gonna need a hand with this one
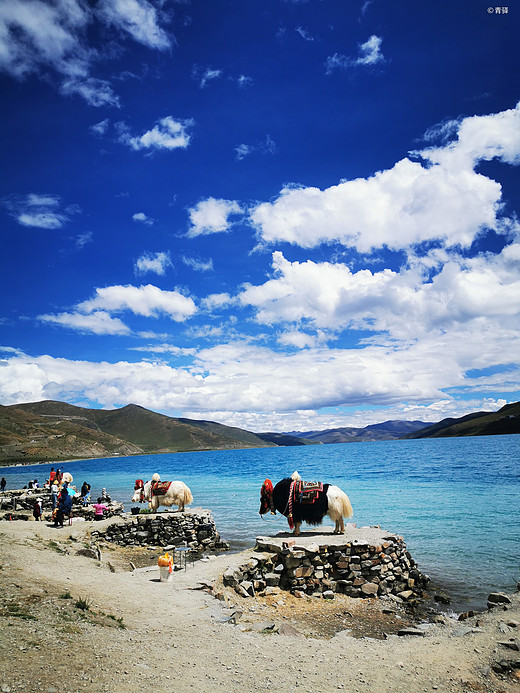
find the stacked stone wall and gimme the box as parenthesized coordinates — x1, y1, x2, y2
(224, 535, 429, 602)
(90, 510, 230, 554)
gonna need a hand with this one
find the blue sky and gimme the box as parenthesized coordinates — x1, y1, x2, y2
(1, 0, 519, 432)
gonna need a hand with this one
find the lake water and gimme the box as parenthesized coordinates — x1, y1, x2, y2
(2, 434, 519, 612)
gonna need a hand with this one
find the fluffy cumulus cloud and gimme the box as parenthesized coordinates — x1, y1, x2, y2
(239, 244, 520, 343)
(37, 283, 197, 336)
(78, 284, 196, 321)
(132, 212, 154, 225)
(250, 104, 520, 252)
(187, 197, 242, 237)
(120, 116, 194, 152)
(0, 0, 172, 106)
(134, 251, 172, 275)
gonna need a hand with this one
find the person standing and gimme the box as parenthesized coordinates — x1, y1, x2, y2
(92, 497, 108, 521)
(33, 498, 43, 521)
(50, 481, 59, 509)
(0, 477, 6, 492)
(54, 487, 72, 527)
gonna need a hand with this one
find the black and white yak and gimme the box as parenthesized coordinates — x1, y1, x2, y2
(259, 471, 353, 536)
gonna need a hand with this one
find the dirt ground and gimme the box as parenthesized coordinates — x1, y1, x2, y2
(1, 518, 520, 693)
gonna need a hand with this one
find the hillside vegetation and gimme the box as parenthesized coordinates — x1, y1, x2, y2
(0, 401, 274, 464)
(403, 401, 520, 439)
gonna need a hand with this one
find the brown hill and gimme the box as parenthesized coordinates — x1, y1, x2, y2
(0, 401, 274, 464)
(404, 401, 520, 438)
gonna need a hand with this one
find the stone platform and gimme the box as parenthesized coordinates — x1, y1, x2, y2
(256, 524, 400, 551)
(224, 524, 430, 602)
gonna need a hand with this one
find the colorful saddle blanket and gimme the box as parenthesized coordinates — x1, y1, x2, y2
(151, 481, 171, 496)
(294, 480, 323, 504)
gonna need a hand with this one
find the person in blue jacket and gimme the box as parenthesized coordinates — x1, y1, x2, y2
(54, 487, 72, 527)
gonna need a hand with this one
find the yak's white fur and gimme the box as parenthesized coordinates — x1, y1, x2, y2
(289, 470, 353, 535)
(132, 476, 193, 512)
(326, 484, 354, 534)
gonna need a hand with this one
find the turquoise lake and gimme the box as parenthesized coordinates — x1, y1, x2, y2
(2, 434, 519, 612)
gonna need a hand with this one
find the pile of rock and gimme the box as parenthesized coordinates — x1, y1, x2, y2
(90, 509, 230, 554)
(224, 528, 429, 602)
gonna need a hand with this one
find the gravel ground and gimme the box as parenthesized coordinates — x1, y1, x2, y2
(1, 519, 520, 693)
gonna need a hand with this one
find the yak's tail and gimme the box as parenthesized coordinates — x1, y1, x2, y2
(183, 484, 193, 506)
(327, 485, 353, 521)
(291, 470, 301, 481)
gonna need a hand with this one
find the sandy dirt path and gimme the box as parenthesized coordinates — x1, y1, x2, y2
(1, 519, 519, 693)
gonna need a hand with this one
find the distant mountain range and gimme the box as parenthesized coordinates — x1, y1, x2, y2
(1, 399, 518, 465)
(259, 420, 429, 445)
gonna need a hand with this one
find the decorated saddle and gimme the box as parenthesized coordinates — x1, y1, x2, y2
(151, 481, 171, 496)
(294, 480, 323, 504)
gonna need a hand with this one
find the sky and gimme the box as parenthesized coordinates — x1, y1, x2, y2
(0, 0, 519, 433)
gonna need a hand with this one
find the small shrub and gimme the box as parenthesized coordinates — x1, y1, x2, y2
(74, 596, 92, 611)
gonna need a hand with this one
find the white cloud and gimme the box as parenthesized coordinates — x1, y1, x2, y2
(120, 116, 194, 151)
(235, 144, 255, 161)
(239, 245, 520, 342)
(325, 35, 384, 73)
(249, 105, 520, 253)
(355, 34, 384, 65)
(96, 0, 171, 50)
(38, 310, 130, 335)
(235, 135, 276, 161)
(237, 74, 252, 88)
(134, 251, 172, 275)
(78, 284, 196, 321)
(6, 193, 74, 229)
(200, 293, 234, 310)
(61, 76, 119, 107)
(295, 26, 314, 41)
(0, 0, 91, 80)
(277, 330, 327, 349)
(74, 231, 92, 249)
(192, 64, 222, 88)
(181, 256, 214, 272)
(0, 0, 171, 106)
(90, 118, 110, 136)
(187, 197, 242, 237)
(132, 212, 154, 225)
(0, 338, 516, 430)
(130, 343, 197, 356)
(419, 101, 520, 172)
(251, 159, 501, 251)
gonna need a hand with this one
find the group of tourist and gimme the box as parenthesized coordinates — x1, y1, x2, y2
(1, 468, 112, 524)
